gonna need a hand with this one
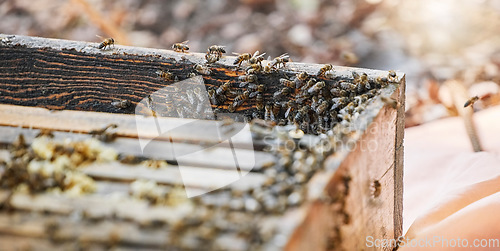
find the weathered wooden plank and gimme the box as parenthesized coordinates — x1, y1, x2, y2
(0, 124, 276, 172)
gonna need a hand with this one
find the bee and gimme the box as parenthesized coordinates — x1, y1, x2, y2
(231, 91, 250, 111)
(464, 96, 479, 108)
(294, 106, 309, 123)
(375, 76, 389, 87)
(97, 35, 115, 50)
(330, 97, 350, 110)
(89, 124, 118, 142)
(339, 80, 356, 91)
(353, 72, 368, 83)
(156, 70, 175, 81)
(238, 74, 258, 83)
(216, 81, 232, 95)
(249, 84, 265, 98)
(311, 96, 320, 110)
(283, 100, 297, 120)
(297, 72, 309, 81)
(205, 53, 220, 64)
(111, 99, 131, 109)
(388, 70, 397, 81)
(208, 45, 226, 57)
(194, 64, 211, 75)
(264, 104, 273, 121)
(256, 94, 264, 110)
(193, 87, 208, 103)
(246, 63, 262, 74)
(269, 53, 290, 69)
(317, 64, 333, 77)
(172, 40, 189, 52)
(273, 87, 292, 99)
(234, 90, 250, 103)
(280, 78, 295, 89)
(315, 100, 329, 115)
(233, 52, 252, 67)
(330, 87, 347, 97)
(295, 72, 309, 89)
(208, 89, 226, 105)
(307, 81, 326, 95)
(249, 51, 266, 66)
(176, 107, 185, 118)
(299, 78, 315, 92)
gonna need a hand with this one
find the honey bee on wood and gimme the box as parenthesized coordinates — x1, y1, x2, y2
(307, 81, 326, 95)
(375, 76, 389, 87)
(172, 40, 189, 52)
(208, 89, 226, 105)
(205, 53, 220, 64)
(315, 100, 330, 115)
(330, 87, 347, 97)
(339, 80, 356, 91)
(233, 52, 252, 67)
(96, 35, 115, 50)
(269, 53, 290, 69)
(256, 94, 264, 111)
(264, 103, 278, 122)
(246, 63, 262, 74)
(464, 96, 479, 108)
(156, 70, 175, 81)
(111, 99, 131, 109)
(249, 84, 265, 98)
(330, 97, 350, 110)
(216, 81, 232, 95)
(238, 74, 258, 84)
(234, 90, 250, 103)
(249, 51, 266, 66)
(317, 64, 333, 77)
(284, 100, 297, 120)
(280, 78, 295, 89)
(388, 70, 397, 81)
(380, 96, 398, 109)
(208, 45, 226, 57)
(273, 87, 292, 99)
(194, 64, 211, 75)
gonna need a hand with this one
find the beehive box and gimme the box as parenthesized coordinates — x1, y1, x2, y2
(0, 34, 405, 250)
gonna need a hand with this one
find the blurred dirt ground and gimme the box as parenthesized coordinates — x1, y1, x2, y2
(1, 0, 500, 127)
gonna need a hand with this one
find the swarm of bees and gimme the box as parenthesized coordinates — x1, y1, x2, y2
(172, 40, 189, 53)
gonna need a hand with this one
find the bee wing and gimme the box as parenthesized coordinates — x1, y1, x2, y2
(96, 35, 105, 39)
(252, 51, 260, 58)
(181, 40, 189, 44)
(239, 82, 248, 87)
(249, 92, 258, 98)
(256, 52, 266, 58)
(232, 52, 242, 56)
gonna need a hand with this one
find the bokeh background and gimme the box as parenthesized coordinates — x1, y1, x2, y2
(1, 0, 500, 126)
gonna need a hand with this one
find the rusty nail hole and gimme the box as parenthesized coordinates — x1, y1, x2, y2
(371, 180, 381, 198)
